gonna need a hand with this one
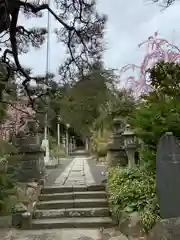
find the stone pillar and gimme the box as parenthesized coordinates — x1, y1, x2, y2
(85, 137, 90, 153)
(69, 137, 73, 153)
(107, 117, 127, 167)
(73, 137, 76, 150)
(45, 140, 50, 166)
(14, 119, 46, 182)
(126, 149, 136, 168)
(62, 135, 66, 148)
(66, 130, 69, 156)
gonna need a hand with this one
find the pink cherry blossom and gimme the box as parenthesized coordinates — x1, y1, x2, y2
(0, 98, 35, 141)
(120, 32, 180, 97)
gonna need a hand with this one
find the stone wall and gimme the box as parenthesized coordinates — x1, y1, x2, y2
(12, 179, 44, 229)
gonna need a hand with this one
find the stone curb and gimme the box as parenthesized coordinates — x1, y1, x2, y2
(0, 216, 12, 228)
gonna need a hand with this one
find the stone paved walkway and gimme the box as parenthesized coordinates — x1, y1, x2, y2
(0, 154, 129, 240)
(87, 157, 107, 185)
(54, 155, 96, 186)
(45, 157, 73, 186)
(1, 228, 130, 240)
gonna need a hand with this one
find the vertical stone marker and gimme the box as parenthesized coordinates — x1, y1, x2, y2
(156, 132, 180, 219)
(14, 119, 45, 182)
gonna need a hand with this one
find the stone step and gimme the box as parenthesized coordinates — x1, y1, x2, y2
(31, 217, 114, 229)
(41, 185, 105, 194)
(39, 191, 107, 201)
(34, 207, 110, 219)
(36, 199, 108, 210)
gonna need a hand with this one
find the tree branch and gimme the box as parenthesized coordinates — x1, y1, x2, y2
(18, 1, 74, 30)
(152, 0, 175, 7)
(0, 0, 105, 110)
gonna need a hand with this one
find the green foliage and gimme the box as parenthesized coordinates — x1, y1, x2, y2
(0, 166, 16, 215)
(111, 61, 180, 233)
(108, 167, 159, 232)
(139, 146, 156, 171)
(0, 139, 16, 158)
(90, 128, 111, 159)
(90, 88, 135, 156)
(49, 136, 66, 158)
(129, 61, 180, 170)
(0, 140, 18, 215)
(57, 67, 116, 138)
(130, 98, 180, 145)
(150, 61, 180, 98)
(0, 103, 8, 124)
(109, 88, 135, 119)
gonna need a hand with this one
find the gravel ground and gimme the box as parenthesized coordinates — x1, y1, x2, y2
(45, 157, 73, 186)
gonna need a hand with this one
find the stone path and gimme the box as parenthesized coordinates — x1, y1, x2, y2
(54, 155, 95, 186)
(0, 154, 130, 240)
(45, 157, 73, 186)
(2, 228, 130, 240)
(87, 157, 107, 185)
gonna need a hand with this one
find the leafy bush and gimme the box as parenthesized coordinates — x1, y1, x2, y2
(0, 165, 17, 215)
(0, 139, 18, 215)
(138, 145, 156, 172)
(108, 167, 159, 232)
(90, 128, 111, 158)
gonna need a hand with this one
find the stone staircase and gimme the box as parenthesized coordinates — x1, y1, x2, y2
(32, 184, 115, 229)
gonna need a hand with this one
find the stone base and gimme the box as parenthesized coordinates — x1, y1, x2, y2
(107, 149, 127, 167)
(12, 211, 25, 228)
(118, 212, 145, 238)
(21, 212, 32, 229)
(0, 216, 12, 228)
(147, 218, 180, 240)
(12, 211, 33, 229)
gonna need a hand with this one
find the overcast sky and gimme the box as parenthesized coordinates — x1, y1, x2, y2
(19, 0, 180, 77)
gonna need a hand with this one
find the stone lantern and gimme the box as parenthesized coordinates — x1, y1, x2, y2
(14, 119, 46, 182)
(122, 124, 138, 168)
(113, 117, 124, 134)
(107, 117, 127, 167)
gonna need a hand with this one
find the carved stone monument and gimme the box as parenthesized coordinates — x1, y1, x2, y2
(107, 117, 127, 167)
(14, 119, 46, 182)
(156, 132, 180, 219)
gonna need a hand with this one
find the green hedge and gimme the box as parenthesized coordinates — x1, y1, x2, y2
(108, 167, 160, 232)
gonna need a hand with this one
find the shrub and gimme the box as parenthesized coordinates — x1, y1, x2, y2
(139, 145, 156, 172)
(0, 166, 16, 215)
(90, 128, 111, 158)
(0, 139, 18, 215)
(108, 167, 159, 232)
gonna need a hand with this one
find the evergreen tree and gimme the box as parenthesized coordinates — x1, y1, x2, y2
(0, 0, 106, 103)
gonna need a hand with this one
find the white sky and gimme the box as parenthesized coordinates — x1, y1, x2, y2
(18, 0, 180, 77)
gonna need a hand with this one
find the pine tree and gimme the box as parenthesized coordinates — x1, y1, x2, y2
(0, 0, 106, 103)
